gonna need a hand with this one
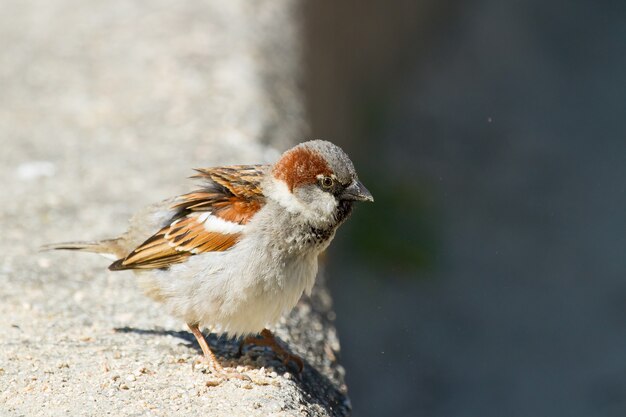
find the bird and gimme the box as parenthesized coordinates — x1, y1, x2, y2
(45, 140, 373, 380)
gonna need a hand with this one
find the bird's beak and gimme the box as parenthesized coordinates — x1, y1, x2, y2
(341, 180, 374, 202)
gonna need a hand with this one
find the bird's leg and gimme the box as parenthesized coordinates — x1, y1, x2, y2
(240, 328, 304, 373)
(187, 323, 249, 383)
(188, 322, 224, 372)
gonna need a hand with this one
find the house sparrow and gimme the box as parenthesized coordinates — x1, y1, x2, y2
(46, 140, 373, 380)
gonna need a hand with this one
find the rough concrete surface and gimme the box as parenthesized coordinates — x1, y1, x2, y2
(0, 1, 348, 416)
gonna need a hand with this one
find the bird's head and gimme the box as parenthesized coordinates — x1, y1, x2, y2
(266, 140, 373, 229)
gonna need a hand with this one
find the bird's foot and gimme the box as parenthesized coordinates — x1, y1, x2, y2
(204, 370, 252, 386)
(187, 323, 251, 385)
(285, 352, 304, 373)
(193, 355, 251, 386)
(239, 329, 304, 374)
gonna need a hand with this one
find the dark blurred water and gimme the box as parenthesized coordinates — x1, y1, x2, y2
(307, 1, 626, 416)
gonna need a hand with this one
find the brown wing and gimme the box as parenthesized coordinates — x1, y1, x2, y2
(173, 165, 267, 224)
(109, 165, 267, 271)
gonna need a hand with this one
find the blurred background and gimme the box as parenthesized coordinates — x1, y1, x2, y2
(305, 1, 626, 416)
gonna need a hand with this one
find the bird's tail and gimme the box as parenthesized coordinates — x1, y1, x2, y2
(41, 239, 124, 261)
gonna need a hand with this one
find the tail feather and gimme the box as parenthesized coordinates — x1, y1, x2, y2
(41, 239, 123, 261)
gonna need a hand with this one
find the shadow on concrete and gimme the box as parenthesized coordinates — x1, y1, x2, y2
(113, 326, 350, 416)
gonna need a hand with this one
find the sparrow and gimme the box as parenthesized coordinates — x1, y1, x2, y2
(45, 140, 373, 380)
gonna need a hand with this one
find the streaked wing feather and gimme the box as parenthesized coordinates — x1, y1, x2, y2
(109, 165, 266, 271)
(110, 219, 240, 270)
(179, 165, 267, 216)
(198, 165, 267, 200)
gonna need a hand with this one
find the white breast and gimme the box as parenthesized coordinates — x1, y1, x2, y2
(138, 229, 320, 336)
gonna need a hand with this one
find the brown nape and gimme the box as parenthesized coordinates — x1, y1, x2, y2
(272, 147, 333, 191)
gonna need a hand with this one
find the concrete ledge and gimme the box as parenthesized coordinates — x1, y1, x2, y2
(0, 1, 349, 415)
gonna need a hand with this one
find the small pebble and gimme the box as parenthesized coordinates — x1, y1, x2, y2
(37, 258, 51, 268)
(16, 160, 56, 180)
(205, 379, 220, 387)
(134, 367, 149, 376)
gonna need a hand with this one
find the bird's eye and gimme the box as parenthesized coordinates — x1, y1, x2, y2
(320, 176, 334, 189)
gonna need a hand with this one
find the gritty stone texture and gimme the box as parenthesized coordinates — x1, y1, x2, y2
(0, 1, 348, 416)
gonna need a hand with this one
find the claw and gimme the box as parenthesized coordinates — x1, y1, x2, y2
(240, 328, 305, 373)
(283, 353, 304, 373)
